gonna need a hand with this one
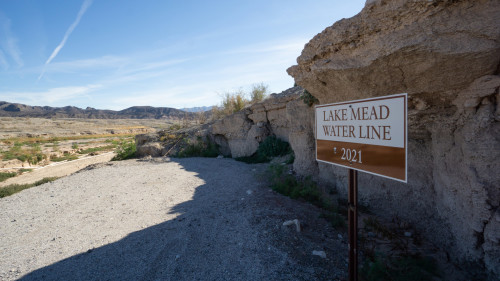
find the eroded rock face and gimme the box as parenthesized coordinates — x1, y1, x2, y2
(135, 134, 165, 157)
(288, 0, 500, 277)
(210, 87, 303, 158)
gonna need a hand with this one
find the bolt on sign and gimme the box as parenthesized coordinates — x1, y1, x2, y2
(315, 94, 407, 182)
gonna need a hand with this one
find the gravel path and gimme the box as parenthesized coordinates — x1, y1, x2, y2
(0, 157, 347, 281)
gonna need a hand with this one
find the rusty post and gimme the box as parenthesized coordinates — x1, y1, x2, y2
(348, 169, 358, 281)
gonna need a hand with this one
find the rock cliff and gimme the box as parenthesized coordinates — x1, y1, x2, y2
(288, 0, 500, 277)
(211, 87, 302, 158)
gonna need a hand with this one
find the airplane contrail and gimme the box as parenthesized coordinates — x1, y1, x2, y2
(38, 0, 93, 81)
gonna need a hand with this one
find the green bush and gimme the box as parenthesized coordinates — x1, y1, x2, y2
(176, 138, 219, 158)
(361, 254, 439, 281)
(1, 143, 45, 164)
(300, 89, 319, 107)
(50, 155, 79, 162)
(320, 212, 346, 229)
(235, 136, 291, 164)
(250, 82, 268, 103)
(257, 136, 291, 157)
(78, 145, 115, 154)
(268, 164, 323, 207)
(0, 177, 59, 198)
(212, 83, 269, 119)
(112, 140, 136, 161)
(0, 172, 17, 182)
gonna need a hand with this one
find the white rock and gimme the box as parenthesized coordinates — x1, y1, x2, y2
(216, 155, 224, 159)
(246, 190, 253, 195)
(312, 250, 327, 259)
(293, 219, 301, 232)
(283, 219, 301, 232)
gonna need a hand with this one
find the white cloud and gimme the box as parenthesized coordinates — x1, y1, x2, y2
(46, 55, 126, 72)
(0, 85, 100, 106)
(39, 0, 93, 80)
(223, 40, 306, 56)
(0, 16, 23, 68)
(0, 50, 8, 70)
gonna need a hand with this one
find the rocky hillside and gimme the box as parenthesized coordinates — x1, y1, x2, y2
(136, 0, 499, 278)
(0, 101, 196, 120)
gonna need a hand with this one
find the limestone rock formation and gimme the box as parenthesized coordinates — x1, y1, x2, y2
(135, 134, 165, 157)
(288, 0, 500, 277)
(211, 88, 303, 158)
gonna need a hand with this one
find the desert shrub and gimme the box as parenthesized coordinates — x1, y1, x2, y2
(50, 154, 78, 162)
(0, 177, 59, 198)
(300, 89, 319, 107)
(1, 143, 45, 164)
(250, 83, 268, 103)
(268, 164, 324, 207)
(78, 145, 115, 155)
(257, 136, 291, 158)
(236, 136, 292, 164)
(361, 253, 439, 281)
(285, 153, 295, 164)
(71, 142, 78, 149)
(196, 111, 208, 124)
(211, 83, 269, 119)
(212, 90, 248, 119)
(320, 212, 346, 229)
(112, 140, 136, 161)
(168, 124, 183, 131)
(0, 172, 17, 182)
(176, 138, 219, 158)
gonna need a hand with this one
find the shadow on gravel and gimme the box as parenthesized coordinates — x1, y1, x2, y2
(18, 158, 342, 281)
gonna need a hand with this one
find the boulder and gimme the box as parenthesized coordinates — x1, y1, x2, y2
(135, 133, 165, 157)
(211, 110, 255, 157)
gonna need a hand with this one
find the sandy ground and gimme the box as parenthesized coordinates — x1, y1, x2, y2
(0, 152, 115, 187)
(0, 117, 171, 139)
(0, 157, 348, 281)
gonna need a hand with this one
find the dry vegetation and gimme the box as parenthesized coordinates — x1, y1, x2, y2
(0, 117, 186, 172)
(211, 83, 269, 119)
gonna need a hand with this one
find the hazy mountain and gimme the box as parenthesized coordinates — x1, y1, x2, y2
(0, 101, 197, 120)
(180, 106, 213, 112)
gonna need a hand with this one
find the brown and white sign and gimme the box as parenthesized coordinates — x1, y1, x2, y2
(315, 94, 407, 182)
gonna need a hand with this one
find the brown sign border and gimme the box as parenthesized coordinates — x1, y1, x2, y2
(315, 93, 407, 183)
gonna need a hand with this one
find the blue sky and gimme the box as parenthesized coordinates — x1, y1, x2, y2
(0, 1, 365, 110)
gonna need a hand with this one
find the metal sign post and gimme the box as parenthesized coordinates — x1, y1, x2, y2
(348, 169, 358, 281)
(314, 93, 408, 281)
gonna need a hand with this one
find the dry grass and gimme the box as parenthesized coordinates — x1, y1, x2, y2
(0, 117, 174, 170)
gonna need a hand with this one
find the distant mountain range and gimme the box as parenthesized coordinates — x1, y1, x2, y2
(180, 106, 213, 112)
(0, 101, 198, 120)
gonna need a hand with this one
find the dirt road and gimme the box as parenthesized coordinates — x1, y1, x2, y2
(0, 152, 115, 187)
(0, 157, 347, 281)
